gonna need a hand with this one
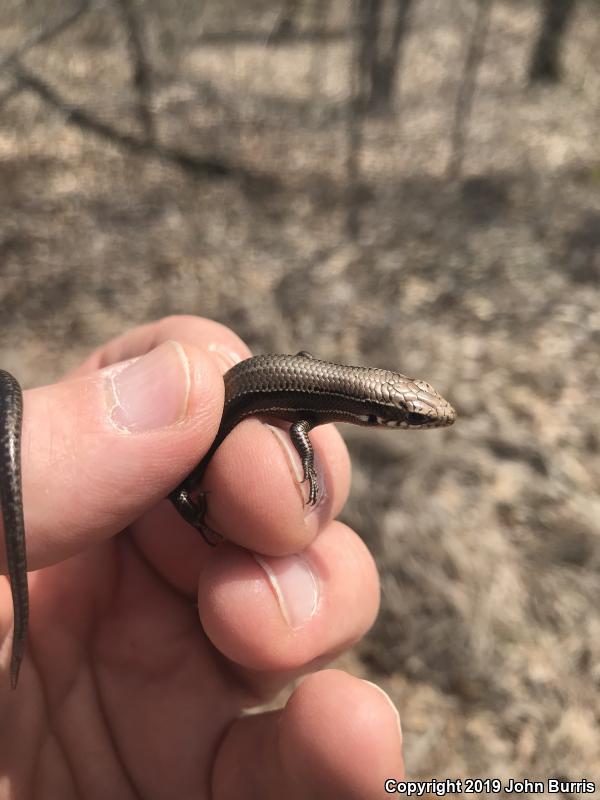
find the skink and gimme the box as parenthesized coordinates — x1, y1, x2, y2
(0, 370, 28, 690)
(1, 352, 456, 688)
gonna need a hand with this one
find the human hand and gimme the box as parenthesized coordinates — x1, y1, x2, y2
(0, 316, 404, 799)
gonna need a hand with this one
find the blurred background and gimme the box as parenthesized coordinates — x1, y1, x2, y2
(1, 0, 599, 784)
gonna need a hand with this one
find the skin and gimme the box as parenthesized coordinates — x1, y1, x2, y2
(0, 316, 404, 800)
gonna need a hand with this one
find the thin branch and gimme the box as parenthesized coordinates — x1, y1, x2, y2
(0, 81, 24, 113)
(198, 26, 352, 46)
(345, 1, 372, 240)
(367, 0, 414, 114)
(446, 0, 494, 181)
(113, 0, 156, 143)
(356, 0, 382, 113)
(0, 0, 91, 73)
(13, 65, 232, 178)
(266, 0, 301, 46)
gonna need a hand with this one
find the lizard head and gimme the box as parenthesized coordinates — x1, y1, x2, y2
(359, 374, 456, 430)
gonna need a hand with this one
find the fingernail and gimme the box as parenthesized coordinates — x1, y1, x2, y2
(266, 424, 326, 512)
(107, 341, 191, 432)
(253, 553, 319, 628)
(362, 680, 403, 742)
(207, 342, 244, 374)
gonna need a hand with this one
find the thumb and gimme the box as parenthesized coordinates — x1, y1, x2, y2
(3, 340, 223, 571)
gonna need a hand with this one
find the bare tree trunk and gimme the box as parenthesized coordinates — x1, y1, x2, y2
(529, 0, 577, 83)
(356, 0, 414, 114)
